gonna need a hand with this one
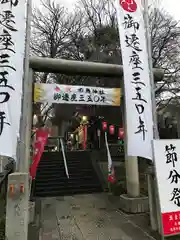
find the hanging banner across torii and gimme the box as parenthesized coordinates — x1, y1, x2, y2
(115, 0, 153, 160)
(34, 83, 121, 106)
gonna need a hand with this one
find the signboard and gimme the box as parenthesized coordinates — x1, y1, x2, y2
(153, 140, 180, 236)
(116, 0, 153, 160)
(34, 83, 121, 106)
(0, 1, 27, 158)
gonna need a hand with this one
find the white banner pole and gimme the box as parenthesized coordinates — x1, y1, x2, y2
(104, 132, 112, 171)
(60, 138, 69, 179)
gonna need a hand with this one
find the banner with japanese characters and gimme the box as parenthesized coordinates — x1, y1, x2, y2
(34, 83, 121, 106)
(153, 140, 180, 236)
(30, 128, 49, 180)
(0, 1, 27, 158)
(116, 0, 153, 159)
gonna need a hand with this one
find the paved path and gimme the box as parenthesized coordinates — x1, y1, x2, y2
(40, 193, 155, 240)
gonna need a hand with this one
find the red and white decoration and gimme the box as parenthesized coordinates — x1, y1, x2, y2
(105, 132, 116, 184)
(108, 166, 116, 184)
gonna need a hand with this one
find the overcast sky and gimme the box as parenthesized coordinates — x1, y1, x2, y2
(161, 0, 180, 20)
(32, 0, 180, 20)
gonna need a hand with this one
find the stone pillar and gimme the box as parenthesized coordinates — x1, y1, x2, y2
(125, 156, 140, 197)
(119, 96, 149, 214)
(5, 173, 29, 240)
(121, 97, 140, 197)
(24, 68, 33, 173)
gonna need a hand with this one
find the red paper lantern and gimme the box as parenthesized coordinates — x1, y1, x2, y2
(109, 125, 115, 135)
(102, 121, 107, 131)
(118, 128, 124, 139)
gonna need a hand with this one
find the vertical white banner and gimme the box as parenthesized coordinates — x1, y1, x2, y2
(116, 0, 153, 160)
(0, 1, 27, 158)
(153, 140, 180, 236)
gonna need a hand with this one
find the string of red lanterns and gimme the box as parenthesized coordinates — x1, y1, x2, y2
(102, 121, 124, 139)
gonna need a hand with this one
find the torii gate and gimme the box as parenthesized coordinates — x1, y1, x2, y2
(28, 56, 164, 231)
(28, 56, 163, 191)
(3, 0, 164, 238)
(29, 56, 163, 79)
(6, 55, 164, 240)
